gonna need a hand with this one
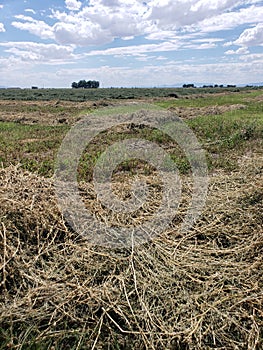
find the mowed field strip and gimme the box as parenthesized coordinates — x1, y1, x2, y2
(0, 87, 262, 349)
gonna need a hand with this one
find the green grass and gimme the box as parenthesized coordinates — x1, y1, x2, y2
(154, 89, 263, 171)
(156, 89, 263, 108)
(0, 122, 69, 176)
(0, 89, 262, 178)
(187, 110, 262, 171)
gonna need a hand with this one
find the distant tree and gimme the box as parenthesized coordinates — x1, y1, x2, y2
(91, 80, 99, 88)
(71, 80, 100, 89)
(77, 80, 87, 88)
(183, 84, 195, 88)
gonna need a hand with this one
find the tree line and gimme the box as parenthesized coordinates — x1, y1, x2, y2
(71, 80, 100, 89)
(182, 83, 237, 88)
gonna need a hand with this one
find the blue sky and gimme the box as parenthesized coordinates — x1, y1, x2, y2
(0, 0, 263, 88)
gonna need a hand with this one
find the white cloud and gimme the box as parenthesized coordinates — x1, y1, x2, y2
(0, 5, 3, 9)
(65, 0, 82, 11)
(187, 42, 217, 49)
(55, 58, 263, 87)
(196, 5, 263, 33)
(87, 41, 180, 57)
(12, 15, 54, 40)
(10, 0, 263, 51)
(225, 47, 250, 54)
(156, 56, 168, 60)
(148, 0, 238, 28)
(1, 0, 263, 88)
(50, 1, 150, 45)
(53, 21, 113, 46)
(0, 22, 5, 32)
(25, 9, 36, 14)
(192, 38, 224, 43)
(234, 23, 263, 46)
(6, 0, 263, 64)
(145, 31, 178, 41)
(0, 54, 262, 88)
(184, 38, 224, 50)
(223, 41, 233, 47)
(239, 52, 263, 61)
(0, 42, 75, 62)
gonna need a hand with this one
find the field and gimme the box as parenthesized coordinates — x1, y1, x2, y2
(0, 86, 260, 102)
(0, 88, 262, 349)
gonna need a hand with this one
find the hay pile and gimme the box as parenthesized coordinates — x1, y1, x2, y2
(0, 156, 262, 349)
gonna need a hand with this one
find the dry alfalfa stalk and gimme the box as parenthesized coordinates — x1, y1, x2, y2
(0, 158, 262, 349)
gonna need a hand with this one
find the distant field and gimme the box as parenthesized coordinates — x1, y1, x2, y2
(0, 88, 262, 177)
(0, 86, 262, 101)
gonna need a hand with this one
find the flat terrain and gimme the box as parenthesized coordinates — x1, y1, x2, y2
(0, 86, 251, 101)
(0, 88, 262, 349)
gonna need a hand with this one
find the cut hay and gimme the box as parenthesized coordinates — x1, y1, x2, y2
(0, 155, 262, 349)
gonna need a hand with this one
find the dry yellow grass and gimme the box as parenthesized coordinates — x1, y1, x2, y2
(0, 150, 262, 349)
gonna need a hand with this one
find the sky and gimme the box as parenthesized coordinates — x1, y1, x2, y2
(0, 0, 263, 88)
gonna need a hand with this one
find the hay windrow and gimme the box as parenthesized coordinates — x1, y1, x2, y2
(0, 154, 262, 349)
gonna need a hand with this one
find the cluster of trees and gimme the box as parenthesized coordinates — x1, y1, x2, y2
(182, 84, 195, 88)
(202, 84, 237, 88)
(183, 83, 237, 88)
(71, 80, 100, 89)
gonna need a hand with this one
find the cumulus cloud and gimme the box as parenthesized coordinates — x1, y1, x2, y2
(51, 1, 149, 45)
(148, 0, 238, 28)
(0, 22, 5, 32)
(65, 0, 82, 11)
(234, 23, 263, 46)
(9, 0, 263, 53)
(186, 5, 263, 34)
(53, 21, 112, 46)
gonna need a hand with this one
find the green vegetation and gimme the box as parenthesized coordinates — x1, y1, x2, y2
(0, 88, 261, 178)
(0, 86, 262, 101)
(156, 88, 263, 108)
(0, 122, 69, 176)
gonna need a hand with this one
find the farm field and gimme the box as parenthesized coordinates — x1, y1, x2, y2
(0, 88, 262, 349)
(0, 86, 261, 102)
